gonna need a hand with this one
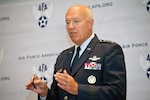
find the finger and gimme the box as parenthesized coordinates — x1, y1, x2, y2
(26, 75, 40, 89)
(54, 72, 66, 81)
(54, 74, 66, 86)
(63, 70, 72, 79)
(63, 70, 68, 75)
(57, 83, 66, 90)
(33, 78, 43, 87)
(25, 78, 34, 89)
(55, 77, 66, 85)
(32, 74, 40, 89)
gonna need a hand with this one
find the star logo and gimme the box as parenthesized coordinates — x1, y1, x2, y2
(32, 1, 53, 28)
(38, 16, 48, 28)
(147, 1, 150, 13)
(141, 0, 150, 13)
(139, 54, 150, 79)
(147, 68, 150, 79)
(32, 64, 52, 84)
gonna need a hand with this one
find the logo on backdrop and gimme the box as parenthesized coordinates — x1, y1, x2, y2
(0, 48, 4, 64)
(141, 0, 150, 13)
(32, 1, 53, 28)
(147, 1, 150, 12)
(33, 63, 51, 84)
(139, 53, 150, 79)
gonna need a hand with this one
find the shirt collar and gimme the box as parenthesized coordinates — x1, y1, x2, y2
(75, 33, 95, 56)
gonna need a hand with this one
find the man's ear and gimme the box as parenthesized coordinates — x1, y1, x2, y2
(88, 19, 94, 29)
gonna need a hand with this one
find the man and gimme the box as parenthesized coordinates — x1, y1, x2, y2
(26, 4, 126, 100)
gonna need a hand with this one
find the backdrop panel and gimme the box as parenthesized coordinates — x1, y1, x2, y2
(0, 0, 150, 100)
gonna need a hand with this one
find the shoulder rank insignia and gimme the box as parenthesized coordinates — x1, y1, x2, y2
(99, 39, 114, 43)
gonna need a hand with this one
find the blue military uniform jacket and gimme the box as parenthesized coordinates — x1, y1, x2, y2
(43, 34, 126, 100)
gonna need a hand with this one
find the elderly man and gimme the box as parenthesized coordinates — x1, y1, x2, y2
(26, 4, 126, 100)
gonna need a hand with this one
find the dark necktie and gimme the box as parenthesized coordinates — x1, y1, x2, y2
(71, 46, 80, 71)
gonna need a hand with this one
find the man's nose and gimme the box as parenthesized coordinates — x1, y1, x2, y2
(68, 22, 75, 29)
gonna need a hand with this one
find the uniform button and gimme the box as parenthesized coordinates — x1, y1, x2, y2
(64, 96, 68, 100)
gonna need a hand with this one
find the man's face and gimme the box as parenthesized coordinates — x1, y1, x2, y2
(65, 6, 93, 45)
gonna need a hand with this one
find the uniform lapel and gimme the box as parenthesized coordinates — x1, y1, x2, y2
(63, 47, 74, 74)
(71, 35, 99, 76)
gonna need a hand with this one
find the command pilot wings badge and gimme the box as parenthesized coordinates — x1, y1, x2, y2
(89, 55, 100, 61)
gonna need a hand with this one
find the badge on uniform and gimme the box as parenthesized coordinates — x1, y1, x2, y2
(84, 55, 102, 70)
(89, 55, 100, 61)
(88, 75, 96, 84)
(84, 62, 101, 70)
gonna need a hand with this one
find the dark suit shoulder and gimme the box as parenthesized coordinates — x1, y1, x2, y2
(59, 46, 74, 55)
(99, 39, 120, 46)
(56, 46, 74, 62)
(55, 46, 74, 69)
(97, 39, 122, 51)
(99, 39, 115, 44)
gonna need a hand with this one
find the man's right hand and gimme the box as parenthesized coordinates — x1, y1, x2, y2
(25, 75, 49, 97)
